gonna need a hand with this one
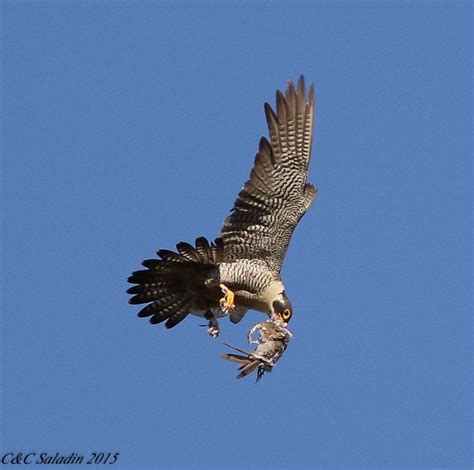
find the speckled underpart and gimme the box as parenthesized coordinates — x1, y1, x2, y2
(218, 259, 277, 295)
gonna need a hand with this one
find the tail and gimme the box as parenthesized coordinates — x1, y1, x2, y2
(127, 237, 223, 329)
(220, 353, 261, 379)
(220, 342, 263, 380)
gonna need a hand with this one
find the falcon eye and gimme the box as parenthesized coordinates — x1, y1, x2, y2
(282, 309, 292, 321)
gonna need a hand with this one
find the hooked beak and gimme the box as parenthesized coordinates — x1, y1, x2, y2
(270, 311, 286, 324)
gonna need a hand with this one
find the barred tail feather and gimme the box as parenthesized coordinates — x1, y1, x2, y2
(127, 237, 223, 329)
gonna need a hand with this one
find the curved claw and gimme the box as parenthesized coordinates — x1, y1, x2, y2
(204, 311, 220, 338)
(208, 325, 220, 338)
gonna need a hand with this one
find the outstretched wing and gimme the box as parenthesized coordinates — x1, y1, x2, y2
(220, 76, 317, 274)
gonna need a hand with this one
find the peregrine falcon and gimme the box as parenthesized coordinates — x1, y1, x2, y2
(127, 76, 316, 336)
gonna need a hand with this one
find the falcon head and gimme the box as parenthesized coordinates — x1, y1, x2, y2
(271, 291, 293, 323)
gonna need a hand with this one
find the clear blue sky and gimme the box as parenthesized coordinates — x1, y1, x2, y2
(2, 2, 471, 469)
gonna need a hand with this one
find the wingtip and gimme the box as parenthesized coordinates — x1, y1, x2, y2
(285, 79, 297, 101)
(275, 90, 288, 118)
(264, 101, 279, 127)
(258, 136, 271, 152)
(287, 75, 313, 104)
(297, 75, 305, 95)
(308, 82, 315, 104)
(275, 89, 285, 102)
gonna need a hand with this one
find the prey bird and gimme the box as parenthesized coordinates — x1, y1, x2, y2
(127, 77, 316, 336)
(221, 313, 293, 381)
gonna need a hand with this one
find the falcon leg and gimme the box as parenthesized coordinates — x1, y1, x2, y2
(219, 283, 235, 313)
(204, 311, 220, 338)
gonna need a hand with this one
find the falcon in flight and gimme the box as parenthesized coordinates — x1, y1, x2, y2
(127, 76, 316, 336)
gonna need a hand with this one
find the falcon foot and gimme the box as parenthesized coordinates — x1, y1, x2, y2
(208, 325, 220, 338)
(219, 284, 235, 313)
(204, 312, 220, 338)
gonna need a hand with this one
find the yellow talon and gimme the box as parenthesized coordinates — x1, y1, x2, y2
(219, 284, 235, 311)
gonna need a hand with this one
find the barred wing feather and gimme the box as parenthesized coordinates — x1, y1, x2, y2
(220, 76, 317, 274)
